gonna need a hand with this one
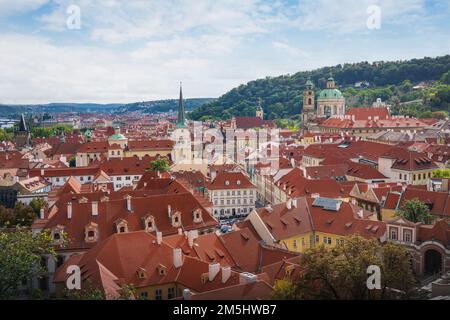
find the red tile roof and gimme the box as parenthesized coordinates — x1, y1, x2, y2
(44, 191, 218, 251)
(346, 107, 390, 121)
(256, 197, 386, 241)
(209, 171, 255, 190)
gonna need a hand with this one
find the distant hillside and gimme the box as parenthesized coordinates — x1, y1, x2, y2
(117, 98, 215, 114)
(0, 98, 215, 117)
(0, 103, 123, 116)
(189, 55, 450, 120)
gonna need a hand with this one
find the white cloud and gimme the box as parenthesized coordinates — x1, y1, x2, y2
(292, 0, 426, 32)
(272, 41, 309, 58)
(0, 0, 48, 17)
(0, 0, 447, 104)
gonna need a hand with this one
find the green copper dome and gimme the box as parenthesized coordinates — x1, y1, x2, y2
(317, 88, 343, 100)
(109, 133, 127, 140)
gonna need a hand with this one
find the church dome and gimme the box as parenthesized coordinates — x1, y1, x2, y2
(108, 133, 127, 140)
(318, 88, 344, 100)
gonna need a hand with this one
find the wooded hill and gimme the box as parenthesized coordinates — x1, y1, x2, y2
(189, 55, 450, 120)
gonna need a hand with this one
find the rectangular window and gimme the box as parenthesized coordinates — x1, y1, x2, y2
(390, 227, 397, 240)
(404, 230, 412, 243)
(168, 287, 175, 299)
(315, 235, 319, 243)
(293, 240, 298, 250)
(126, 176, 131, 180)
(155, 289, 162, 300)
(140, 292, 148, 299)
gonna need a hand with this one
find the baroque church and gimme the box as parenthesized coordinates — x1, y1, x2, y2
(301, 75, 346, 125)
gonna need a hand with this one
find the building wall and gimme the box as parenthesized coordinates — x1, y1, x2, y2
(209, 187, 256, 219)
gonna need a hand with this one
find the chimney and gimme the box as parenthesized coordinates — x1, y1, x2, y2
(39, 208, 45, 220)
(286, 199, 292, 210)
(178, 228, 183, 235)
(292, 198, 298, 208)
(167, 205, 172, 218)
(126, 195, 132, 212)
(239, 272, 257, 284)
(188, 231, 195, 248)
(156, 231, 162, 245)
(173, 248, 183, 268)
(182, 288, 192, 300)
(92, 201, 98, 216)
(209, 263, 220, 281)
(357, 209, 363, 218)
(67, 202, 72, 219)
(221, 266, 231, 283)
(40, 169, 44, 176)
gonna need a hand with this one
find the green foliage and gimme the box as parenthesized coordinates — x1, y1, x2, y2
(276, 118, 301, 131)
(395, 198, 433, 224)
(63, 281, 137, 300)
(31, 125, 73, 138)
(0, 128, 14, 141)
(63, 281, 106, 300)
(29, 198, 47, 217)
(271, 235, 416, 300)
(69, 156, 76, 167)
(441, 70, 450, 84)
(0, 228, 56, 299)
(189, 55, 450, 120)
(149, 158, 170, 172)
(0, 202, 37, 228)
(432, 169, 450, 178)
(119, 98, 215, 114)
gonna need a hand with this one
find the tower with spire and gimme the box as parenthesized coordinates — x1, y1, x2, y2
(255, 98, 264, 119)
(14, 113, 31, 148)
(301, 77, 316, 125)
(176, 82, 186, 128)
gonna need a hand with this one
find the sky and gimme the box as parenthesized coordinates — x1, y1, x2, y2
(0, 0, 449, 104)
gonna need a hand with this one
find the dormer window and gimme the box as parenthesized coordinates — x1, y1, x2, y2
(142, 215, 156, 232)
(157, 264, 167, 276)
(172, 211, 182, 228)
(136, 267, 147, 279)
(115, 219, 128, 234)
(237, 180, 241, 185)
(193, 209, 202, 223)
(85, 222, 99, 243)
(225, 180, 230, 186)
(52, 225, 65, 245)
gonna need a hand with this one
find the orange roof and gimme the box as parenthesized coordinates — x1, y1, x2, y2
(209, 171, 255, 190)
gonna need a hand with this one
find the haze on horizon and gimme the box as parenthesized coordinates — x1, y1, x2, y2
(0, 0, 449, 105)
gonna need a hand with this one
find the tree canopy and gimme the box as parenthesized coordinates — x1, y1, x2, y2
(0, 202, 37, 228)
(189, 55, 450, 120)
(272, 235, 416, 300)
(395, 198, 433, 224)
(149, 158, 170, 172)
(0, 228, 57, 299)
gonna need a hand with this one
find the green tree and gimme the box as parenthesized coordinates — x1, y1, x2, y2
(149, 158, 170, 172)
(29, 198, 47, 217)
(396, 198, 433, 224)
(0, 128, 14, 141)
(432, 169, 450, 178)
(0, 203, 36, 228)
(0, 228, 56, 299)
(271, 235, 416, 300)
(440, 70, 450, 84)
(69, 156, 76, 167)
